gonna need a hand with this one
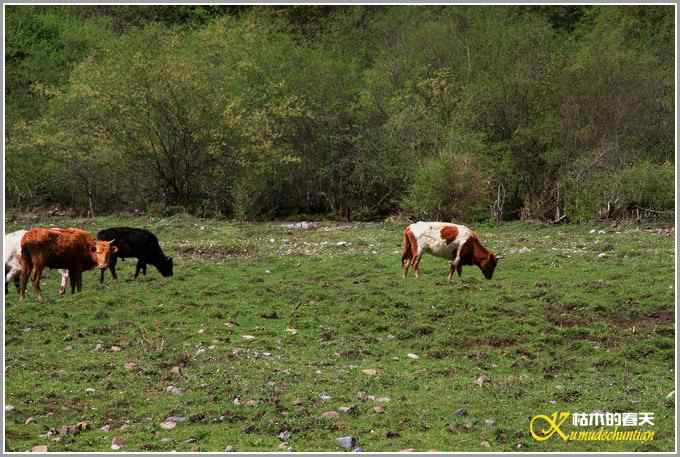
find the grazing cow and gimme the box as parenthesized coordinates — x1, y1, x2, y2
(402, 221, 498, 280)
(19, 228, 117, 301)
(5, 230, 69, 295)
(96, 227, 173, 283)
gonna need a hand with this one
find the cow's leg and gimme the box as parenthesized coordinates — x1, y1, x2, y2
(58, 269, 69, 295)
(134, 260, 142, 279)
(142, 262, 147, 276)
(101, 255, 118, 284)
(109, 255, 118, 280)
(19, 266, 30, 300)
(401, 231, 413, 278)
(6, 266, 20, 294)
(69, 268, 82, 294)
(31, 265, 44, 302)
(451, 243, 465, 278)
(411, 247, 424, 279)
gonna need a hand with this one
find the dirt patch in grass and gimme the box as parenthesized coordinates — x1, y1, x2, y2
(606, 310, 674, 329)
(547, 309, 674, 330)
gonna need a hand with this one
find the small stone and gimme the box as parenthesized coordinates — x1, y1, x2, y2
(286, 328, 298, 335)
(362, 368, 380, 376)
(598, 253, 607, 258)
(124, 362, 137, 371)
(549, 400, 557, 405)
(110, 346, 122, 352)
(321, 411, 339, 418)
(319, 393, 332, 401)
(166, 386, 183, 396)
(160, 438, 173, 443)
(195, 348, 206, 355)
(666, 390, 675, 400)
(480, 441, 491, 448)
(166, 416, 186, 423)
(95, 343, 103, 352)
(111, 436, 124, 450)
(183, 437, 197, 444)
(241, 335, 256, 341)
(278, 431, 290, 441)
(25, 416, 35, 425)
(453, 408, 467, 417)
(373, 405, 385, 413)
(245, 400, 258, 406)
(198, 328, 205, 334)
(336, 436, 356, 449)
(85, 388, 96, 394)
(589, 229, 597, 234)
(375, 396, 390, 403)
(233, 397, 241, 406)
(5, 405, 15, 412)
(170, 366, 182, 376)
(277, 442, 289, 449)
(352, 447, 364, 452)
(32, 445, 48, 452)
(159, 420, 176, 430)
(474, 374, 489, 386)
(224, 446, 236, 452)
(407, 353, 419, 360)
(100, 424, 111, 432)
(484, 419, 496, 427)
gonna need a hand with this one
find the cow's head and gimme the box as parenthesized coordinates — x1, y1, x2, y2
(479, 252, 498, 280)
(157, 256, 173, 277)
(90, 239, 118, 269)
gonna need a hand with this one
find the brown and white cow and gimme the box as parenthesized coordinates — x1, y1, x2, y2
(19, 228, 118, 301)
(5, 229, 69, 295)
(401, 221, 498, 280)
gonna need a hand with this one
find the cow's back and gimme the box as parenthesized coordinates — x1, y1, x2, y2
(98, 227, 161, 258)
(22, 228, 96, 270)
(408, 221, 472, 258)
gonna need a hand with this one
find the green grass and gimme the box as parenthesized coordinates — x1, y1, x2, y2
(4, 214, 675, 452)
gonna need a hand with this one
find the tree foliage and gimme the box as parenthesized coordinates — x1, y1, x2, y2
(5, 5, 675, 222)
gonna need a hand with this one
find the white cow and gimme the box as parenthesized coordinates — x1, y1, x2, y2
(4, 229, 69, 295)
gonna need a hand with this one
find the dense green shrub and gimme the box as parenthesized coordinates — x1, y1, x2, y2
(4, 5, 674, 221)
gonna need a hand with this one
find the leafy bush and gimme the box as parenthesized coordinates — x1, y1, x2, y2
(402, 152, 492, 223)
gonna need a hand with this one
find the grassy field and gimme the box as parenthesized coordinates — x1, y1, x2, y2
(3, 213, 676, 452)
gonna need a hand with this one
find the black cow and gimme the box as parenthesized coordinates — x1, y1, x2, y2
(96, 227, 173, 283)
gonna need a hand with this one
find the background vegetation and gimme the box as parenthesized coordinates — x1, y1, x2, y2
(5, 5, 675, 223)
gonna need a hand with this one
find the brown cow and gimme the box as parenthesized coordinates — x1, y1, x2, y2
(19, 228, 118, 301)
